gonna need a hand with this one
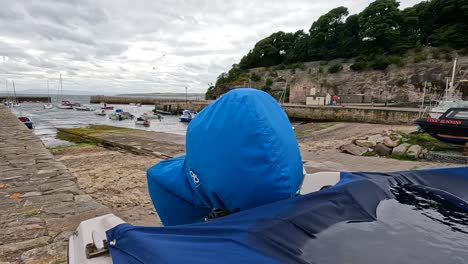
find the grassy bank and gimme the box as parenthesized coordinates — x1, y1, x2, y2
(48, 143, 96, 153)
(294, 122, 338, 138)
(57, 125, 134, 144)
(398, 131, 460, 152)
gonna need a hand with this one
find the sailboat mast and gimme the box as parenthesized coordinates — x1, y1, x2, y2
(5, 80, 8, 100)
(60, 73, 63, 102)
(448, 58, 457, 98)
(12, 81, 17, 102)
(47, 80, 50, 103)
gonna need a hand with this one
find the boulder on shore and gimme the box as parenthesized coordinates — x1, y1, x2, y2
(407, 145, 423, 158)
(367, 135, 385, 144)
(375, 143, 392, 156)
(355, 140, 377, 148)
(392, 143, 411, 155)
(383, 137, 399, 148)
(339, 144, 368, 156)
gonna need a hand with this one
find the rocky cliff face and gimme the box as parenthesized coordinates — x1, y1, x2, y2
(226, 50, 468, 104)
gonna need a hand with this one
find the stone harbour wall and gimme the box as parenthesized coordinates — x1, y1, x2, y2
(0, 106, 109, 263)
(155, 101, 421, 125)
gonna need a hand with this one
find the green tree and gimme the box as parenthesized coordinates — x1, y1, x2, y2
(308, 7, 350, 60)
(359, 0, 402, 53)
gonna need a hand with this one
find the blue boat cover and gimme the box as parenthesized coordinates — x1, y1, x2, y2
(147, 88, 303, 226)
(107, 167, 468, 263)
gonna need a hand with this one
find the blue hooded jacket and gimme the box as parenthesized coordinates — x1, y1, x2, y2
(147, 88, 303, 226)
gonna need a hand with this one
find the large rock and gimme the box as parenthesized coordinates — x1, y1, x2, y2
(407, 145, 423, 158)
(367, 135, 385, 144)
(392, 143, 411, 156)
(383, 137, 399, 148)
(355, 140, 376, 148)
(339, 144, 368, 156)
(374, 143, 392, 156)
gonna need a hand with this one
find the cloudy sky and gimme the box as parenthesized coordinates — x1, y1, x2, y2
(0, 0, 423, 95)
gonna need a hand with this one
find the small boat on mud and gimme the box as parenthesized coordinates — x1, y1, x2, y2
(179, 110, 197, 122)
(57, 101, 74, 109)
(18, 116, 33, 129)
(100, 103, 114, 110)
(142, 112, 163, 120)
(135, 116, 151, 126)
(43, 103, 53, 109)
(109, 109, 134, 121)
(75, 105, 96, 111)
(94, 110, 106, 116)
(154, 109, 173, 115)
(415, 107, 468, 145)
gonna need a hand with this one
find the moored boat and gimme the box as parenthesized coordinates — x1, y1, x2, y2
(43, 103, 54, 109)
(153, 109, 173, 115)
(100, 102, 114, 110)
(415, 107, 468, 145)
(75, 105, 96, 111)
(135, 116, 146, 125)
(57, 101, 74, 109)
(135, 116, 151, 126)
(109, 109, 134, 121)
(179, 109, 197, 122)
(142, 112, 163, 120)
(18, 116, 33, 129)
(94, 110, 106, 116)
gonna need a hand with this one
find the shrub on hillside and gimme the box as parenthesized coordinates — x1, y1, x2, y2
(459, 47, 468, 56)
(265, 78, 273, 88)
(439, 46, 453, 54)
(444, 53, 453, 62)
(396, 78, 406, 87)
(328, 63, 343, 73)
(432, 49, 441, 60)
(414, 42, 423, 53)
(387, 56, 405, 67)
(350, 61, 367, 71)
(414, 52, 427, 63)
(273, 64, 286, 70)
(370, 56, 391, 70)
(250, 73, 261, 82)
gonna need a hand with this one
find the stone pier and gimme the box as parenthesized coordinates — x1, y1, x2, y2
(0, 106, 109, 263)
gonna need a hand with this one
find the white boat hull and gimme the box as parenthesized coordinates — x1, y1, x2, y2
(57, 105, 73, 109)
(43, 104, 54, 109)
(68, 214, 124, 264)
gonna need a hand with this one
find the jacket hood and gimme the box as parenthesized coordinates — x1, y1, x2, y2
(147, 88, 303, 226)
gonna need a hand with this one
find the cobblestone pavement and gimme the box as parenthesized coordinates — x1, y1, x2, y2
(0, 106, 110, 263)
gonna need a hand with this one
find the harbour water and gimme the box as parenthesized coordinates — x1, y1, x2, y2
(10, 95, 189, 147)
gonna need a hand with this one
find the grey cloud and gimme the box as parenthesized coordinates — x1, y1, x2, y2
(0, 0, 424, 94)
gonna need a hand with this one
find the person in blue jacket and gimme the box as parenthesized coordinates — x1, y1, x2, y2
(147, 88, 303, 226)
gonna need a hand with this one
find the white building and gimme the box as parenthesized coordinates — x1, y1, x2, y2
(306, 87, 331, 106)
